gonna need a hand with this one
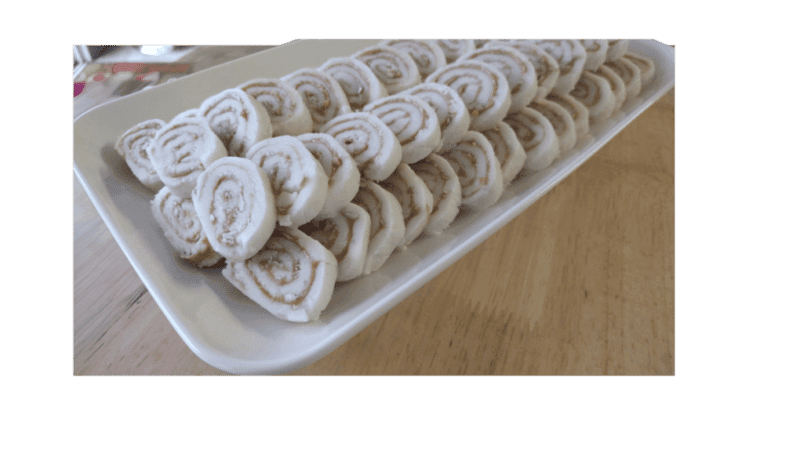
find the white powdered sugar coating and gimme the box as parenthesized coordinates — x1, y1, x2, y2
(409, 153, 462, 237)
(352, 180, 406, 275)
(484, 40, 560, 102)
(354, 45, 421, 95)
(459, 46, 538, 112)
(624, 52, 656, 86)
(593, 65, 627, 112)
(605, 57, 642, 101)
(402, 82, 470, 152)
(296, 133, 361, 218)
(321, 112, 402, 182)
(282, 68, 353, 132)
(569, 72, 616, 125)
(530, 99, 577, 154)
(435, 39, 477, 63)
(114, 118, 166, 191)
(426, 60, 511, 132)
(246, 136, 329, 227)
(547, 92, 591, 139)
(223, 227, 337, 322)
(382, 39, 447, 78)
(606, 39, 630, 62)
(320, 57, 388, 111)
(363, 94, 442, 164)
(441, 131, 504, 210)
(237, 78, 313, 137)
(380, 163, 434, 249)
(149, 116, 227, 199)
(504, 107, 560, 172)
(307, 202, 371, 282)
(199, 88, 273, 157)
(191, 157, 276, 262)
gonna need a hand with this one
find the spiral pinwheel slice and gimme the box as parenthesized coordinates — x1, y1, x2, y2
(579, 40, 610, 72)
(426, 60, 511, 132)
(151, 186, 223, 267)
(223, 226, 337, 323)
(381, 39, 447, 79)
(362, 94, 442, 164)
(353, 180, 406, 275)
(380, 163, 434, 249)
(320, 57, 388, 111)
(504, 107, 560, 172)
(246, 136, 328, 227)
(623, 52, 656, 86)
(282, 68, 353, 132)
(459, 46, 538, 112)
(303, 203, 371, 282)
(402, 82, 470, 152)
(149, 116, 227, 199)
(191, 157, 277, 262)
(604, 57, 642, 102)
(114, 118, 166, 191)
(482, 122, 526, 185)
(435, 39, 477, 63)
(606, 39, 630, 62)
(354, 45, 421, 95)
(529, 40, 587, 95)
(295, 133, 360, 218)
(409, 154, 462, 236)
(570, 71, 615, 125)
(593, 65, 627, 112)
(237, 78, 313, 137)
(484, 40, 560, 101)
(320, 112, 402, 182)
(530, 99, 577, 155)
(199, 88, 273, 158)
(171, 109, 201, 121)
(546, 92, 591, 139)
(441, 131, 504, 210)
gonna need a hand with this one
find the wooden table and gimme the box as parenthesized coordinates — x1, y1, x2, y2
(74, 87, 674, 376)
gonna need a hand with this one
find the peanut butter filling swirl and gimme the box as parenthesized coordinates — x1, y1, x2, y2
(282, 68, 353, 132)
(546, 92, 590, 138)
(115, 118, 166, 191)
(426, 60, 511, 132)
(530, 99, 577, 154)
(320, 57, 388, 111)
(192, 157, 276, 262)
(296, 133, 361, 218)
(441, 131, 504, 210)
(570, 72, 615, 125)
(403, 82, 470, 152)
(321, 112, 402, 182)
(504, 107, 560, 172)
(352, 180, 406, 275)
(579, 39, 609, 71)
(623, 52, 656, 86)
(237, 78, 312, 137)
(435, 39, 477, 63)
(604, 58, 642, 101)
(528, 40, 587, 95)
(246, 136, 329, 227)
(151, 186, 222, 267)
(199, 88, 273, 158)
(380, 163, 434, 248)
(459, 46, 538, 112)
(223, 227, 338, 322)
(409, 153, 462, 236)
(354, 45, 421, 95)
(382, 39, 447, 79)
(484, 40, 560, 101)
(482, 122, 526, 185)
(593, 65, 627, 111)
(363, 94, 442, 164)
(149, 116, 227, 199)
(306, 203, 371, 282)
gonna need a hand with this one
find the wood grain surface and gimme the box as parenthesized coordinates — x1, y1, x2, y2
(73, 88, 674, 376)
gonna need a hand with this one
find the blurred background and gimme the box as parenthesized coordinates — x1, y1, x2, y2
(73, 45, 273, 117)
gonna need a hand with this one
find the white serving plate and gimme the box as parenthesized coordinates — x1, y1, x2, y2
(74, 40, 675, 375)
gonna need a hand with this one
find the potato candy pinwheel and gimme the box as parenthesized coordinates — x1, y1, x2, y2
(459, 46, 538, 112)
(304, 203, 371, 282)
(529, 40, 587, 95)
(114, 118, 166, 191)
(441, 131, 504, 210)
(579, 40, 610, 72)
(435, 39, 477, 63)
(151, 186, 223, 267)
(604, 57, 642, 103)
(530, 99, 576, 155)
(282, 68, 353, 132)
(191, 157, 277, 262)
(569, 72, 616, 125)
(354, 45, 421, 95)
(320, 57, 387, 111)
(484, 40, 560, 102)
(237, 78, 313, 137)
(381, 39, 447, 79)
(199, 88, 273, 157)
(380, 163, 434, 249)
(321, 112, 402, 182)
(546, 92, 591, 139)
(223, 226, 338, 323)
(353, 180, 406, 275)
(362, 94, 442, 164)
(482, 122, 526, 185)
(246, 136, 329, 227)
(504, 107, 560, 172)
(409, 153, 462, 237)
(295, 133, 361, 218)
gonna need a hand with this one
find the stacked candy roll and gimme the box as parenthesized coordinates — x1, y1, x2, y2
(115, 39, 658, 323)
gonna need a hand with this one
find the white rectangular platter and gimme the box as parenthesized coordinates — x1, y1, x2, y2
(74, 40, 675, 374)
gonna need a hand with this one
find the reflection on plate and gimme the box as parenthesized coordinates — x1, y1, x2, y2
(74, 40, 675, 375)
